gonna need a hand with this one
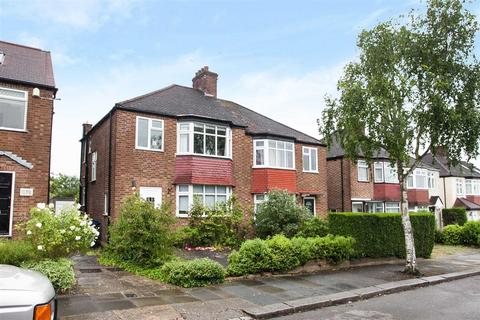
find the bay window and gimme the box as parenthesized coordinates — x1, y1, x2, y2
(385, 202, 400, 213)
(357, 160, 369, 182)
(176, 184, 231, 216)
(0, 87, 28, 131)
(254, 139, 294, 169)
(136, 116, 164, 151)
(374, 162, 384, 182)
(302, 146, 318, 172)
(177, 122, 231, 158)
(407, 169, 435, 189)
(415, 169, 427, 189)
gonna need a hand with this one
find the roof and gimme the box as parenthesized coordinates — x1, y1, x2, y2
(421, 153, 480, 178)
(0, 41, 55, 89)
(0, 151, 33, 169)
(454, 197, 480, 210)
(430, 196, 443, 206)
(115, 84, 323, 145)
(326, 135, 390, 159)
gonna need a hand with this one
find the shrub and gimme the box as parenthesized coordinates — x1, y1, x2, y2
(25, 204, 99, 258)
(254, 190, 311, 238)
(0, 240, 37, 266)
(104, 194, 175, 268)
(460, 221, 480, 246)
(160, 258, 226, 287)
(435, 229, 444, 244)
(328, 212, 435, 258)
(21, 258, 76, 293)
(296, 217, 329, 238)
(307, 235, 356, 265)
(442, 208, 467, 226)
(441, 224, 463, 245)
(266, 235, 300, 271)
(178, 197, 250, 248)
(227, 239, 274, 276)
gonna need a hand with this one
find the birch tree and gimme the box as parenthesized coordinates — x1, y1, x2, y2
(321, 0, 480, 274)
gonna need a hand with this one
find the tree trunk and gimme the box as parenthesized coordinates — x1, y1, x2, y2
(399, 168, 418, 274)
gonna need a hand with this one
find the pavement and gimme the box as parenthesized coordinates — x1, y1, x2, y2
(58, 251, 480, 320)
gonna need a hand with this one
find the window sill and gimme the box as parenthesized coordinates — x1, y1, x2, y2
(176, 153, 232, 160)
(357, 180, 370, 183)
(176, 213, 189, 218)
(0, 127, 27, 133)
(135, 146, 164, 152)
(303, 170, 319, 174)
(253, 166, 296, 171)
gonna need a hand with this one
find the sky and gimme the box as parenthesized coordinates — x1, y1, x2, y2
(0, 0, 479, 176)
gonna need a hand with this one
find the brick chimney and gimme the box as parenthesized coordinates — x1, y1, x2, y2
(192, 66, 218, 97)
(82, 122, 92, 136)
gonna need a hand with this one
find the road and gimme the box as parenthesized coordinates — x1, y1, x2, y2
(273, 275, 480, 320)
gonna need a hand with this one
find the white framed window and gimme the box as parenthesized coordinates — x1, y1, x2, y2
(0, 87, 28, 131)
(136, 116, 164, 151)
(303, 196, 316, 214)
(352, 202, 364, 212)
(176, 184, 231, 217)
(139, 187, 162, 208)
(407, 169, 433, 189)
(415, 169, 427, 189)
(302, 147, 318, 172)
(370, 202, 384, 213)
(385, 163, 398, 183)
(177, 122, 231, 158)
(427, 172, 436, 189)
(91, 152, 97, 182)
(456, 178, 464, 196)
(374, 162, 384, 182)
(357, 160, 369, 182)
(254, 194, 267, 213)
(254, 139, 295, 169)
(466, 180, 480, 195)
(385, 202, 400, 213)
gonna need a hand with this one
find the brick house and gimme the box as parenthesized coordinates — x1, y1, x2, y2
(327, 137, 440, 214)
(0, 41, 56, 238)
(80, 67, 328, 241)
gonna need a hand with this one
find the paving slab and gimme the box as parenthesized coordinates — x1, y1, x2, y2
(284, 295, 331, 312)
(243, 303, 292, 319)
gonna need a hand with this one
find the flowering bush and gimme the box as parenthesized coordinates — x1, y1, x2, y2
(25, 203, 99, 258)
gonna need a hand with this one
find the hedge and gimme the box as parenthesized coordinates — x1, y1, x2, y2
(328, 212, 435, 258)
(442, 208, 467, 226)
(160, 258, 226, 288)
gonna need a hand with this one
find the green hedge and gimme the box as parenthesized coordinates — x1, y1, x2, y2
(0, 240, 37, 266)
(21, 258, 76, 293)
(160, 258, 226, 288)
(328, 212, 435, 258)
(442, 208, 467, 226)
(438, 222, 480, 246)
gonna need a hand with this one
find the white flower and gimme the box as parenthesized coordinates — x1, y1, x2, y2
(69, 226, 75, 231)
(35, 222, 42, 228)
(60, 229, 66, 234)
(48, 203, 54, 209)
(77, 203, 81, 209)
(90, 241, 96, 247)
(80, 221, 86, 227)
(37, 245, 43, 251)
(75, 236, 81, 241)
(36, 203, 46, 209)
(26, 230, 32, 235)
(88, 221, 93, 226)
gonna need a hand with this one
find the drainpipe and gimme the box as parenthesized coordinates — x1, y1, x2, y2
(341, 158, 344, 212)
(443, 178, 447, 208)
(107, 111, 113, 231)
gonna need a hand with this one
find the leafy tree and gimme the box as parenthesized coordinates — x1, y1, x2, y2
(322, 0, 480, 273)
(50, 174, 80, 201)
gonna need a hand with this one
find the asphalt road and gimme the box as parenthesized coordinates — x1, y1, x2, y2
(274, 275, 480, 320)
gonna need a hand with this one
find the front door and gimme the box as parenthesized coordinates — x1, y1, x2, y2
(0, 173, 13, 235)
(303, 197, 315, 215)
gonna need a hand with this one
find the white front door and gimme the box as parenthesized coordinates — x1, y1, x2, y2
(139, 187, 162, 208)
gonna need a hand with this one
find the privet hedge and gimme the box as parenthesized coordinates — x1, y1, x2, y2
(442, 208, 467, 226)
(328, 212, 435, 258)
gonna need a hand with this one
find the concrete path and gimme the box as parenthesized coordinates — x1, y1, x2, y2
(58, 251, 480, 320)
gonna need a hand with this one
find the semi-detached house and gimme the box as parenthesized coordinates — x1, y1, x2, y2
(80, 67, 328, 241)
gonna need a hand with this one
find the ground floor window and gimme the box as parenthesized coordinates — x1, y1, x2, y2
(385, 202, 400, 213)
(303, 197, 316, 215)
(177, 184, 231, 217)
(253, 194, 267, 213)
(351, 201, 400, 213)
(352, 202, 364, 212)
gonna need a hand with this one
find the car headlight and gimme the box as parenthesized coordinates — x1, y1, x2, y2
(33, 299, 55, 320)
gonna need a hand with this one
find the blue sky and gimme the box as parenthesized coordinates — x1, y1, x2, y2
(1, 0, 479, 175)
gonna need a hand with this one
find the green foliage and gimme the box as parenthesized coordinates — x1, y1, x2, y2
(0, 240, 37, 266)
(442, 208, 467, 226)
(460, 221, 480, 246)
(435, 229, 444, 244)
(254, 190, 311, 238)
(296, 217, 329, 238)
(160, 258, 226, 288)
(226, 235, 355, 276)
(21, 258, 76, 293)
(50, 173, 80, 202)
(328, 212, 435, 258)
(25, 205, 98, 258)
(176, 196, 250, 248)
(442, 224, 463, 245)
(104, 194, 175, 268)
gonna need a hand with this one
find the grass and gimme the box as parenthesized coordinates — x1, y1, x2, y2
(431, 244, 480, 259)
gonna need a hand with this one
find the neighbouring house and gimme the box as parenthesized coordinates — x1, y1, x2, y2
(80, 66, 328, 241)
(326, 137, 441, 214)
(0, 41, 57, 238)
(421, 150, 480, 222)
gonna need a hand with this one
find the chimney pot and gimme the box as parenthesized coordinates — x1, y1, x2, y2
(192, 66, 218, 97)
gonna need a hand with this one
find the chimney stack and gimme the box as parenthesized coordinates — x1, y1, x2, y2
(82, 122, 92, 136)
(192, 66, 218, 97)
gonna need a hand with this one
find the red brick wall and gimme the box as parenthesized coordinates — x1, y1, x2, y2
(0, 82, 54, 238)
(407, 189, 429, 205)
(374, 184, 401, 201)
(252, 168, 297, 193)
(231, 128, 254, 217)
(349, 160, 374, 201)
(174, 155, 234, 185)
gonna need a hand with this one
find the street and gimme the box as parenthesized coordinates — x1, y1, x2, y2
(274, 275, 480, 320)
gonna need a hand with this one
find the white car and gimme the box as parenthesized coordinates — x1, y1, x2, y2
(0, 265, 56, 320)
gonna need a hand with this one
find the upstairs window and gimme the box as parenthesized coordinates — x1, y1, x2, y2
(136, 117, 164, 151)
(254, 139, 294, 169)
(357, 160, 369, 182)
(374, 162, 398, 183)
(415, 169, 427, 189)
(456, 178, 464, 196)
(91, 152, 97, 182)
(0, 87, 28, 131)
(427, 172, 436, 189)
(465, 179, 480, 195)
(177, 122, 231, 158)
(374, 162, 384, 182)
(407, 169, 433, 189)
(302, 147, 318, 172)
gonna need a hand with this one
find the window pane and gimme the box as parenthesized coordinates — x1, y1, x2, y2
(180, 133, 189, 152)
(0, 98, 26, 130)
(180, 123, 190, 131)
(217, 127, 226, 136)
(194, 133, 204, 153)
(277, 149, 285, 167)
(269, 148, 276, 166)
(205, 135, 215, 155)
(217, 195, 227, 204)
(205, 185, 215, 193)
(268, 140, 276, 148)
(194, 123, 204, 132)
(205, 195, 215, 208)
(193, 185, 203, 193)
(256, 149, 264, 165)
(217, 136, 226, 156)
(311, 150, 317, 171)
(206, 125, 215, 134)
(277, 141, 285, 149)
(286, 151, 293, 169)
(255, 194, 265, 201)
(178, 185, 189, 192)
(179, 196, 189, 212)
(216, 186, 227, 194)
(150, 129, 162, 150)
(255, 141, 264, 147)
(303, 154, 310, 171)
(137, 118, 149, 148)
(152, 120, 162, 128)
(286, 143, 293, 150)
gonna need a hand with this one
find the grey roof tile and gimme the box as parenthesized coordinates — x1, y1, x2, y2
(421, 153, 480, 178)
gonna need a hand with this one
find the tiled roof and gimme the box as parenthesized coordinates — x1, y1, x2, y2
(421, 153, 480, 178)
(0, 41, 55, 89)
(116, 84, 323, 145)
(326, 135, 390, 159)
(454, 197, 480, 210)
